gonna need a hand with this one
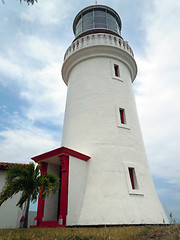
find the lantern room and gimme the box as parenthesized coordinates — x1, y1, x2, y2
(73, 5, 122, 38)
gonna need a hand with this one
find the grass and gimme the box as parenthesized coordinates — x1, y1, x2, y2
(0, 225, 179, 240)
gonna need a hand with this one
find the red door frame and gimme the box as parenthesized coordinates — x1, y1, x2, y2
(36, 162, 48, 225)
(58, 154, 69, 226)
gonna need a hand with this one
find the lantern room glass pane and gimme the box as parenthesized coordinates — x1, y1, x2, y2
(76, 25, 82, 36)
(107, 12, 115, 21)
(94, 9, 105, 17)
(84, 11, 93, 18)
(76, 17, 82, 35)
(95, 17, 106, 28)
(108, 19, 117, 32)
(83, 23, 93, 31)
(76, 17, 82, 28)
(83, 11, 93, 31)
(94, 9, 106, 28)
(83, 17, 93, 27)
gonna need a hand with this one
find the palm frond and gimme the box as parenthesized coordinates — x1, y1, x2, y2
(0, 178, 24, 205)
(41, 173, 60, 199)
(17, 191, 29, 208)
(6, 166, 27, 182)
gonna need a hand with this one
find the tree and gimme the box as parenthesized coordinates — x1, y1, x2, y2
(20, 0, 37, 4)
(2, 0, 37, 4)
(0, 163, 60, 228)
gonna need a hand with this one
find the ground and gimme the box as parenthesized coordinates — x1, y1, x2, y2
(0, 225, 179, 240)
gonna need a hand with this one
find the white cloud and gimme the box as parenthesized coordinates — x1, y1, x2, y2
(0, 57, 22, 84)
(0, 124, 60, 164)
(135, 0, 180, 186)
(0, 29, 67, 125)
(20, 0, 73, 26)
(20, 62, 67, 125)
(0, 0, 69, 164)
(19, 35, 59, 63)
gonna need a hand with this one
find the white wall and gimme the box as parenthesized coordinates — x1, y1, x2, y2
(0, 170, 24, 229)
(28, 211, 37, 228)
(43, 163, 59, 221)
(67, 156, 87, 225)
(61, 34, 169, 225)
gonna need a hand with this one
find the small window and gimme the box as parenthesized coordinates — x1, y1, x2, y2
(119, 108, 125, 124)
(114, 64, 120, 77)
(116, 105, 130, 129)
(111, 61, 122, 81)
(123, 163, 143, 195)
(128, 168, 138, 190)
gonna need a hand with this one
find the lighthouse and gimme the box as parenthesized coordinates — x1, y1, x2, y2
(32, 5, 169, 227)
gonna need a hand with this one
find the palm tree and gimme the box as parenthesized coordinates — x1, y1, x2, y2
(0, 163, 60, 228)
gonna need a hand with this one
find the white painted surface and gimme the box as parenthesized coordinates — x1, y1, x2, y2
(0, 170, 23, 229)
(67, 156, 87, 225)
(43, 164, 59, 221)
(61, 33, 169, 225)
(28, 211, 37, 228)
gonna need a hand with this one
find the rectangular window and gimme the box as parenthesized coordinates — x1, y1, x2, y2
(116, 105, 129, 129)
(128, 168, 138, 190)
(123, 163, 143, 195)
(119, 108, 125, 124)
(111, 61, 122, 81)
(114, 64, 120, 77)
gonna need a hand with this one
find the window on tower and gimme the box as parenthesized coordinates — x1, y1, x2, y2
(128, 167, 138, 190)
(119, 108, 125, 124)
(116, 106, 129, 129)
(123, 163, 143, 195)
(111, 61, 122, 81)
(114, 64, 120, 77)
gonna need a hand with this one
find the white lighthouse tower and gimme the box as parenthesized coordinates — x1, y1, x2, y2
(32, 5, 169, 227)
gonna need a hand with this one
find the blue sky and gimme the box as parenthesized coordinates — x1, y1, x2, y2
(0, 0, 180, 222)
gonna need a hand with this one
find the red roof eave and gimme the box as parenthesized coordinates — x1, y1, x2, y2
(31, 146, 91, 163)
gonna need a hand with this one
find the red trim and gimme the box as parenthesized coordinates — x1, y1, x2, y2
(59, 155, 69, 226)
(120, 109, 125, 124)
(20, 216, 24, 222)
(31, 221, 65, 228)
(36, 162, 48, 225)
(31, 146, 90, 163)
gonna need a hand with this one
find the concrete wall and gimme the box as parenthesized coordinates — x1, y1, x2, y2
(67, 156, 87, 225)
(61, 34, 169, 225)
(0, 170, 23, 229)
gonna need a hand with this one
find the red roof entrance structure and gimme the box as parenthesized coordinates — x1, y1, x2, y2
(31, 146, 90, 228)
